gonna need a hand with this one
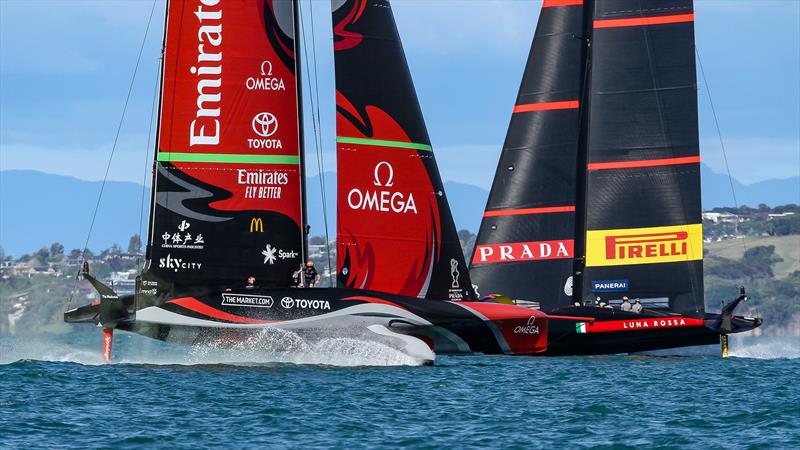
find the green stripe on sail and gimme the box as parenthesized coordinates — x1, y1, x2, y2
(336, 136, 432, 152)
(158, 153, 300, 165)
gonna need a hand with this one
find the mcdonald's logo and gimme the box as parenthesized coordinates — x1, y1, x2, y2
(250, 218, 264, 233)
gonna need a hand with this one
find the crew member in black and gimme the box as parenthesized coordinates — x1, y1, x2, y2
(299, 260, 319, 288)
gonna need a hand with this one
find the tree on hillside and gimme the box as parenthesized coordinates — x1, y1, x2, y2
(309, 236, 326, 246)
(50, 242, 64, 256)
(34, 247, 50, 264)
(128, 234, 142, 253)
(0, 245, 4, 262)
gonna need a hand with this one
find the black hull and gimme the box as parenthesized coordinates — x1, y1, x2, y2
(543, 306, 760, 356)
(66, 287, 550, 358)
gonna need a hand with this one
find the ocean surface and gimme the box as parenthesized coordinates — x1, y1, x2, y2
(1, 332, 798, 449)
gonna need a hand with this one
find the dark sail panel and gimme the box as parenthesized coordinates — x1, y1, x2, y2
(582, 0, 703, 313)
(470, 0, 585, 311)
(332, 0, 474, 301)
(147, 0, 304, 289)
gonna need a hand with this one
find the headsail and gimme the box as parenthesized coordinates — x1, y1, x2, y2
(146, 0, 304, 289)
(581, 0, 703, 313)
(332, 0, 474, 300)
(470, 0, 585, 310)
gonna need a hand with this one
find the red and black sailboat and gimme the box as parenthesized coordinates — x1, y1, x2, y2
(65, 0, 551, 362)
(470, 0, 761, 355)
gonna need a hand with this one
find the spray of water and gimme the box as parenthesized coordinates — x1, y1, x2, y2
(728, 335, 800, 359)
(0, 328, 432, 367)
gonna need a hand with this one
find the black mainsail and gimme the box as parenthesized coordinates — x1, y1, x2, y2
(472, 0, 704, 313)
(582, 0, 703, 313)
(471, 0, 585, 310)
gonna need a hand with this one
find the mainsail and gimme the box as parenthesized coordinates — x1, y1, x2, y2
(146, 0, 304, 289)
(472, 0, 704, 313)
(332, 0, 474, 300)
(582, 0, 703, 313)
(471, 0, 585, 310)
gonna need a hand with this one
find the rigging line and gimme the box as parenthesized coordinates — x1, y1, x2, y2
(69, 0, 157, 309)
(79, 0, 157, 262)
(298, 0, 334, 284)
(137, 60, 161, 271)
(695, 47, 745, 253)
(307, 0, 334, 284)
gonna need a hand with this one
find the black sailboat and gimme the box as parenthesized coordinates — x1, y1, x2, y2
(470, 0, 761, 355)
(65, 0, 553, 362)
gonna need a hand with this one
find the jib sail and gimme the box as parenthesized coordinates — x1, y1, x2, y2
(470, 0, 585, 310)
(332, 0, 474, 300)
(582, 0, 703, 313)
(146, 0, 304, 289)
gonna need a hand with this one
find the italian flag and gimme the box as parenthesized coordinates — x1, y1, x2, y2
(575, 322, 588, 334)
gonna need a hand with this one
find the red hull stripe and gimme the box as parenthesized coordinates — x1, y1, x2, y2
(581, 317, 705, 333)
(542, 0, 583, 7)
(167, 297, 278, 324)
(484, 205, 575, 217)
(513, 100, 579, 113)
(594, 13, 694, 29)
(588, 155, 700, 171)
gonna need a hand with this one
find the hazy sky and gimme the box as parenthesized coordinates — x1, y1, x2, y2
(1, 0, 798, 190)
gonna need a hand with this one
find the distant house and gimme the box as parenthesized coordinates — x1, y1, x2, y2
(768, 212, 796, 219)
(702, 212, 742, 224)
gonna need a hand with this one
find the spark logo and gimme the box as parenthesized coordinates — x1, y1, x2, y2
(586, 224, 703, 267)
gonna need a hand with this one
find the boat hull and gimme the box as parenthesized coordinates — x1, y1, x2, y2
(67, 287, 550, 357)
(544, 306, 760, 356)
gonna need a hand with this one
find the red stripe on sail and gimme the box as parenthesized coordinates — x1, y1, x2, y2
(542, 0, 583, 7)
(594, 13, 694, 29)
(588, 156, 700, 171)
(167, 297, 277, 324)
(483, 206, 575, 217)
(513, 100, 579, 113)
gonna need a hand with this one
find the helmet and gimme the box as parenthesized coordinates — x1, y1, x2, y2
(306, 260, 314, 267)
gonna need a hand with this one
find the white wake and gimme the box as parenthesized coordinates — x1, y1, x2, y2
(728, 335, 800, 359)
(0, 329, 433, 367)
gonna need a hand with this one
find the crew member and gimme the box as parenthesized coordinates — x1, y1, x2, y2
(631, 298, 643, 313)
(620, 296, 632, 312)
(299, 260, 320, 288)
(245, 276, 258, 290)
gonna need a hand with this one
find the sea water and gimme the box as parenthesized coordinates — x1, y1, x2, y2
(0, 332, 797, 449)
